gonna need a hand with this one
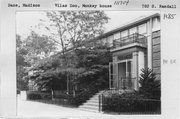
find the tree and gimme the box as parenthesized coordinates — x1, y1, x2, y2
(16, 35, 29, 91)
(139, 68, 161, 99)
(24, 31, 57, 65)
(28, 45, 112, 93)
(38, 11, 109, 94)
(40, 11, 109, 62)
(72, 45, 112, 90)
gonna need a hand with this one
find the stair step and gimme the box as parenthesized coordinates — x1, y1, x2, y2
(79, 105, 99, 110)
(80, 102, 99, 107)
(85, 100, 99, 104)
(79, 108, 99, 113)
(87, 96, 99, 100)
(78, 90, 104, 113)
(88, 98, 99, 101)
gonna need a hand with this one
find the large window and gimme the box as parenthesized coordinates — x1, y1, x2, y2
(107, 35, 114, 47)
(114, 32, 120, 40)
(121, 30, 128, 38)
(138, 23, 147, 34)
(129, 27, 137, 35)
(152, 17, 160, 31)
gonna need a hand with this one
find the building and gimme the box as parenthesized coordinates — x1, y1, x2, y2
(92, 13, 160, 90)
(27, 13, 161, 92)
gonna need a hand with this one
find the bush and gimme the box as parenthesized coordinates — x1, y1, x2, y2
(102, 92, 161, 113)
(69, 86, 98, 106)
(42, 94, 52, 100)
(54, 93, 69, 99)
(139, 68, 161, 99)
(27, 93, 42, 100)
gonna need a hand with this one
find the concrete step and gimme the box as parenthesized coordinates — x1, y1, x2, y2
(79, 107, 99, 113)
(88, 98, 98, 101)
(80, 102, 99, 107)
(78, 90, 104, 112)
(85, 99, 99, 104)
(79, 105, 99, 110)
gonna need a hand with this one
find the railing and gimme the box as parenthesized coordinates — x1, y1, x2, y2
(101, 95, 161, 114)
(119, 77, 136, 90)
(99, 90, 161, 114)
(113, 33, 147, 48)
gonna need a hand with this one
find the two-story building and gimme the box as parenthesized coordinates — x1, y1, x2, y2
(91, 13, 160, 90)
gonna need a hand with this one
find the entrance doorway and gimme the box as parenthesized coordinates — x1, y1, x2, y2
(117, 60, 132, 89)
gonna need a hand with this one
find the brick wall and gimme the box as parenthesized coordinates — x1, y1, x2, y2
(152, 30, 161, 80)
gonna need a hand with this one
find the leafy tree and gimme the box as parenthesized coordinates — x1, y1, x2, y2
(73, 45, 112, 90)
(16, 35, 29, 91)
(39, 11, 109, 68)
(139, 68, 161, 99)
(24, 31, 57, 65)
(28, 45, 111, 93)
(33, 11, 109, 93)
(42, 11, 109, 48)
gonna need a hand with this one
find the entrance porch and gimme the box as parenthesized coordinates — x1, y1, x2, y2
(109, 45, 147, 91)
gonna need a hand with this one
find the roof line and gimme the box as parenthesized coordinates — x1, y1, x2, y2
(95, 13, 160, 40)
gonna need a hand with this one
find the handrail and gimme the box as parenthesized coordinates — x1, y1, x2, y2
(113, 33, 147, 48)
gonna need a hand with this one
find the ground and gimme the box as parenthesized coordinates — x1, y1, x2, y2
(17, 95, 110, 118)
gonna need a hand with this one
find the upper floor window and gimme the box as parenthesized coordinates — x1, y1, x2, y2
(114, 32, 120, 40)
(152, 17, 160, 31)
(138, 23, 147, 34)
(121, 30, 128, 38)
(129, 27, 137, 35)
(107, 35, 114, 47)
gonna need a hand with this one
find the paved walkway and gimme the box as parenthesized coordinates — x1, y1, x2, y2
(17, 96, 110, 118)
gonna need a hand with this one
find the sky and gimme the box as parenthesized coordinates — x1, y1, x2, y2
(16, 11, 159, 39)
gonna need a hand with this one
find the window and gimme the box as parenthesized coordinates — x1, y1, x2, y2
(114, 32, 120, 40)
(107, 35, 114, 47)
(121, 30, 128, 38)
(152, 17, 160, 31)
(138, 23, 147, 34)
(129, 27, 137, 35)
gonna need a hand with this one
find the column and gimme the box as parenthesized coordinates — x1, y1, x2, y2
(132, 52, 138, 90)
(138, 51, 145, 80)
(112, 56, 118, 89)
(147, 19, 153, 68)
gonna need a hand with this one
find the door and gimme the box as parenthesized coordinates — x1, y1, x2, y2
(118, 60, 132, 89)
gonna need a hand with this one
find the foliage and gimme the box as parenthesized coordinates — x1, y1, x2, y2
(103, 92, 161, 113)
(24, 31, 57, 65)
(28, 45, 111, 93)
(69, 84, 98, 106)
(30, 70, 67, 91)
(19, 11, 109, 93)
(16, 35, 29, 91)
(73, 45, 111, 90)
(16, 32, 57, 91)
(75, 45, 111, 68)
(27, 93, 42, 100)
(27, 91, 52, 100)
(103, 93, 161, 113)
(42, 11, 109, 50)
(139, 68, 161, 99)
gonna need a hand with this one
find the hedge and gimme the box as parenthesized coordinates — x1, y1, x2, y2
(27, 91, 51, 100)
(102, 92, 161, 113)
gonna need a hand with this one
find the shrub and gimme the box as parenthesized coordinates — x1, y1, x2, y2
(42, 94, 52, 100)
(69, 86, 98, 106)
(27, 93, 42, 100)
(102, 92, 161, 113)
(139, 68, 161, 99)
(102, 68, 161, 113)
(54, 93, 69, 99)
